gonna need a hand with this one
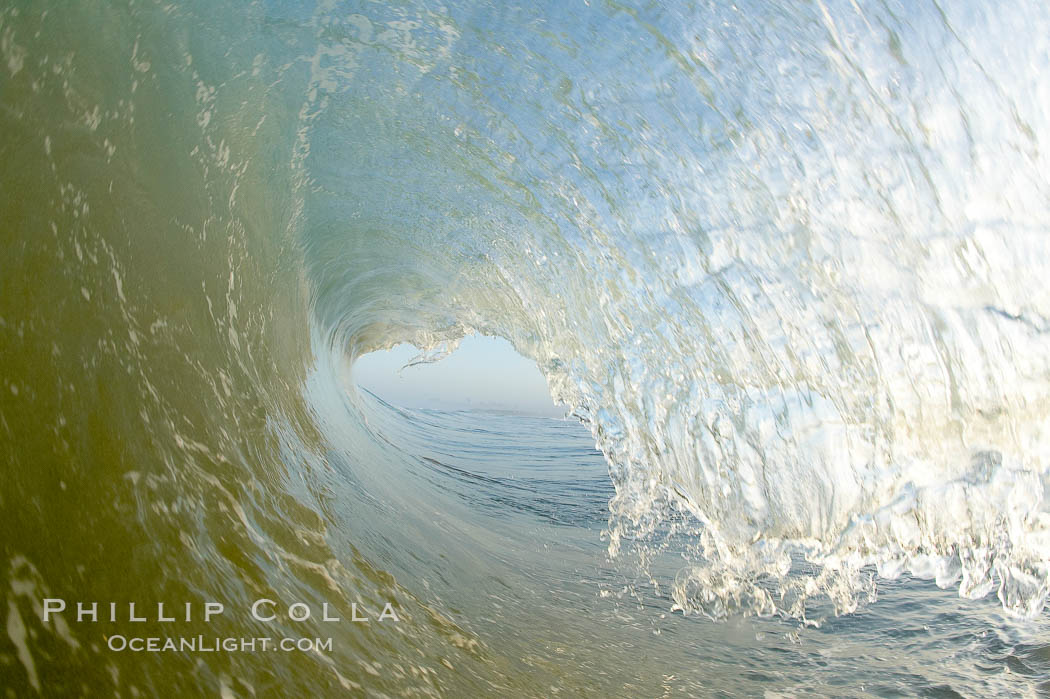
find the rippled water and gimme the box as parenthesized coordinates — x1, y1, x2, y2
(270, 387, 1050, 695)
(2, 0, 1050, 694)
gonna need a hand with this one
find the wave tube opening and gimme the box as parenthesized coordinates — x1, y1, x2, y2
(5, 0, 1050, 694)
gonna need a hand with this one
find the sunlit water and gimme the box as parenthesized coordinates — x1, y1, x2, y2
(337, 392, 1050, 696)
(2, 0, 1050, 694)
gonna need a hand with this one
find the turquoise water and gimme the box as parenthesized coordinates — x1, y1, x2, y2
(2, 0, 1050, 694)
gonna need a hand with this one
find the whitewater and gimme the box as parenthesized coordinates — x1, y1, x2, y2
(2, 0, 1050, 694)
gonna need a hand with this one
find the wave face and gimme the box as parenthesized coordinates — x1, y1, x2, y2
(3, 0, 1050, 694)
(302, 0, 1050, 617)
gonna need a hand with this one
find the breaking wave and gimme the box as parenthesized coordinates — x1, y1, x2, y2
(3, 0, 1050, 693)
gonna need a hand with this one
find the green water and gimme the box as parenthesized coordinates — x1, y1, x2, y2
(3, 0, 1050, 695)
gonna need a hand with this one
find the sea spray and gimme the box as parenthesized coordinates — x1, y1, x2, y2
(4, 0, 1050, 694)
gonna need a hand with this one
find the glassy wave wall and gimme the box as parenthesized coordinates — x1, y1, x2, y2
(2, 0, 1050, 694)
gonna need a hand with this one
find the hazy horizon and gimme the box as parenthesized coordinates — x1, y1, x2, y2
(353, 335, 566, 417)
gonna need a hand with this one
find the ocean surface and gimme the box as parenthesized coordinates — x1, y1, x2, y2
(2, 0, 1050, 695)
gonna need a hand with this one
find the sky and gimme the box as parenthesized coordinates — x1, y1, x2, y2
(352, 335, 565, 417)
